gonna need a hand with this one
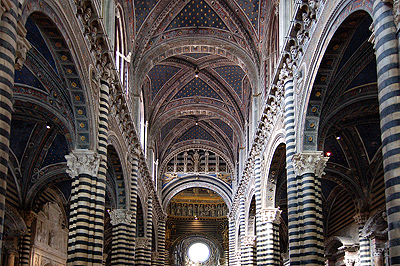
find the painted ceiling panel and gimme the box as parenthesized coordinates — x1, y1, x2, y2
(238, 0, 260, 32)
(15, 66, 48, 93)
(149, 65, 181, 98)
(42, 133, 68, 168)
(177, 125, 216, 143)
(211, 119, 233, 141)
(173, 78, 222, 100)
(161, 119, 183, 140)
(166, 0, 228, 31)
(355, 123, 382, 161)
(324, 135, 349, 168)
(135, 0, 159, 31)
(25, 17, 57, 72)
(10, 120, 36, 162)
(213, 65, 245, 99)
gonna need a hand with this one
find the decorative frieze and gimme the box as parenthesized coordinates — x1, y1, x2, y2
(292, 151, 328, 177)
(109, 209, 134, 226)
(65, 149, 101, 177)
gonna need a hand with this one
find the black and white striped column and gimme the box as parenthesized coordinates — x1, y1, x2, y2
(129, 151, 140, 259)
(145, 196, 153, 266)
(292, 151, 328, 265)
(19, 212, 36, 265)
(259, 208, 281, 265)
(0, 0, 19, 259)
(65, 150, 102, 265)
(354, 213, 371, 265)
(228, 216, 238, 265)
(371, 1, 400, 264)
(156, 219, 166, 266)
(110, 209, 134, 265)
(135, 196, 152, 266)
(282, 76, 300, 264)
(242, 235, 256, 266)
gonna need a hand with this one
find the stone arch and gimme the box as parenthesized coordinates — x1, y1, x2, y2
(261, 130, 286, 209)
(162, 175, 232, 210)
(298, 1, 374, 151)
(21, 2, 99, 149)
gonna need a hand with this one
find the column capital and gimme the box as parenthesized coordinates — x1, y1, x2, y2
(260, 207, 281, 224)
(354, 212, 369, 225)
(136, 237, 150, 249)
(292, 151, 329, 177)
(15, 21, 32, 71)
(109, 209, 134, 226)
(243, 235, 257, 247)
(65, 149, 101, 177)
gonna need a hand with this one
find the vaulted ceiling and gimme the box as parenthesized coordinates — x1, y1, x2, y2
(131, 0, 275, 183)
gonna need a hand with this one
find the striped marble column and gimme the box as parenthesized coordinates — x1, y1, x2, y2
(136, 196, 153, 266)
(354, 213, 371, 265)
(242, 235, 256, 266)
(371, 1, 400, 264)
(65, 149, 102, 265)
(110, 209, 134, 265)
(129, 151, 139, 260)
(19, 212, 36, 265)
(228, 216, 238, 265)
(292, 151, 328, 265)
(156, 219, 166, 266)
(240, 196, 247, 266)
(259, 208, 281, 265)
(145, 196, 153, 266)
(0, 0, 21, 258)
(281, 75, 300, 264)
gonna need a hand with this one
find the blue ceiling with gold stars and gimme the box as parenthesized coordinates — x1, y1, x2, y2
(135, 0, 265, 165)
(173, 78, 222, 100)
(238, 0, 260, 32)
(213, 65, 245, 99)
(166, 0, 228, 31)
(177, 125, 216, 143)
(149, 64, 181, 100)
(135, 0, 159, 31)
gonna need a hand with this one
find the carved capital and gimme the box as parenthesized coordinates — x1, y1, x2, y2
(136, 237, 150, 249)
(15, 21, 31, 70)
(110, 209, 134, 225)
(354, 212, 369, 225)
(243, 235, 257, 247)
(65, 149, 101, 177)
(260, 207, 281, 224)
(292, 151, 328, 177)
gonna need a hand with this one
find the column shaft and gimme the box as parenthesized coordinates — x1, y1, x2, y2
(372, 1, 400, 264)
(283, 78, 300, 264)
(110, 209, 134, 266)
(0, 1, 18, 259)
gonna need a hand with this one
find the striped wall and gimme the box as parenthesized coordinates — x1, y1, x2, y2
(372, 1, 400, 265)
(0, 0, 18, 258)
